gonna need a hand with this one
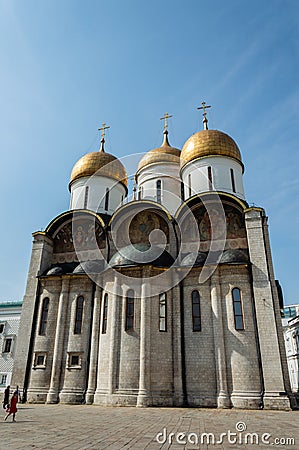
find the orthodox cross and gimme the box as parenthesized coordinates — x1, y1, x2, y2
(98, 122, 110, 140)
(98, 122, 110, 151)
(160, 112, 173, 131)
(197, 101, 211, 130)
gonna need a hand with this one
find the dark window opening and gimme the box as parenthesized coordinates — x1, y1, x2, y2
(208, 166, 213, 190)
(74, 296, 84, 335)
(84, 186, 89, 208)
(0, 324, 4, 334)
(181, 182, 185, 201)
(70, 355, 79, 366)
(230, 168, 236, 193)
(102, 293, 108, 334)
(125, 289, 134, 331)
(39, 297, 49, 336)
(105, 188, 109, 211)
(159, 293, 167, 332)
(3, 338, 12, 353)
(36, 355, 45, 366)
(232, 288, 244, 330)
(188, 174, 192, 197)
(192, 290, 201, 332)
(156, 180, 162, 204)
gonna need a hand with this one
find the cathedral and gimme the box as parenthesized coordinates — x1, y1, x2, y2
(12, 106, 294, 409)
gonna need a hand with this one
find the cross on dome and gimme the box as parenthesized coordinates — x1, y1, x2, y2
(197, 101, 211, 130)
(98, 122, 110, 152)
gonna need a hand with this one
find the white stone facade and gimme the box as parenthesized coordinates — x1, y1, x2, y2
(282, 305, 299, 396)
(11, 126, 294, 410)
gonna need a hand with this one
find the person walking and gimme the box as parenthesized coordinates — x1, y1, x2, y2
(4, 392, 18, 422)
(3, 385, 10, 409)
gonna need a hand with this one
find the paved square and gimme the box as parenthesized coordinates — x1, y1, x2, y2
(0, 405, 298, 449)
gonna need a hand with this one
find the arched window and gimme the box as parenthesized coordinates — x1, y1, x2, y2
(230, 168, 236, 193)
(188, 174, 192, 197)
(74, 296, 84, 334)
(159, 293, 167, 332)
(104, 188, 109, 211)
(232, 288, 244, 330)
(208, 166, 213, 190)
(39, 297, 49, 336)
(125, 289, 134, 331)
(192, 290, 201, 332)
(84, 186, 89, 209)
(102, 293, 108, 334)
(156, 180, 162, 204)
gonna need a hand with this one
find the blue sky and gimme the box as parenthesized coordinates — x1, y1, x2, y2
(0, 0, 298, 305)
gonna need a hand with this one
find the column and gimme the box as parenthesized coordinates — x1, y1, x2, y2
(107, 280, 121, 396)
(85, 284, 102, 404)
(46, 277, 70, 403)
(211, 270, 230, 408)
(137, 278, 150, 407)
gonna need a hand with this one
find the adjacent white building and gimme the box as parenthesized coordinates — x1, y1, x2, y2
(0, 301, 22, 393)
(282, 304, 299, 396)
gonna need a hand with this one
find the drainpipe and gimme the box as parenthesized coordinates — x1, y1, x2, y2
(23, 280, 41, 403)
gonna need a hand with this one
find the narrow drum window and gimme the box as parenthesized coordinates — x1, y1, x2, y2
(156, 180, 162, 204)
(230, 168, 236, 193)
(192, 290, 201, 332)
(74, 296, 84, 334)
(39, 297, 49, 336)
(181, 181, 185, 201)
(232, 288, 244, 330)
(105, 188, 109, 211)
(125, 289, 134, 331)
(188, 174, 192, 197)
(84, 186, 89, 209)
(102, 293, 108, 334)
(208, 166, 213, 190)
(159, 293, 167, 332)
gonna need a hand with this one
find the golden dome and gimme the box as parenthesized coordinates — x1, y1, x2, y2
(180, 129, 243, 170)
(69, 148, 128, 190)
(137, 131, 181, 173)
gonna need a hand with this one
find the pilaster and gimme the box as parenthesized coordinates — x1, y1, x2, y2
(46, 277, 70, 403)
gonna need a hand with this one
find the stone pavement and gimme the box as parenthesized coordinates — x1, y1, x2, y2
(0, 404, 298, 450)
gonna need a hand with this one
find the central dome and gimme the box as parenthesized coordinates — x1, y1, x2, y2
(69, 150, 128, 190)
(137, 131, 180, 173)
(180, 129, 242, 170)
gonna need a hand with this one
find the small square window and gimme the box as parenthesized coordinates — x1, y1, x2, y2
(33, 353, 47, 369)
(67, 353, 82, 369)
(37, 355, 45, 366)
(71, 355, 79, 366)
(0, 374, 7, 385)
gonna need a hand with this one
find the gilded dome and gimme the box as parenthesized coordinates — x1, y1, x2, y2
(69, 149, 128, 189)
(137, 131, 181, 173)
(180, 129, 242, 170)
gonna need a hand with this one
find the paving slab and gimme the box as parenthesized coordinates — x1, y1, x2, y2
(0, 405, 298, 450)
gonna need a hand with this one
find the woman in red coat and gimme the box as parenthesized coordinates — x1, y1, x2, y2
(4, 392, 18, 422)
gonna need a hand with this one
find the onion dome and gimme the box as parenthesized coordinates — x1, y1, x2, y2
(136, 130, 181, 174)
(180, 129, 243, 171)
(69, 136, 128, 190)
